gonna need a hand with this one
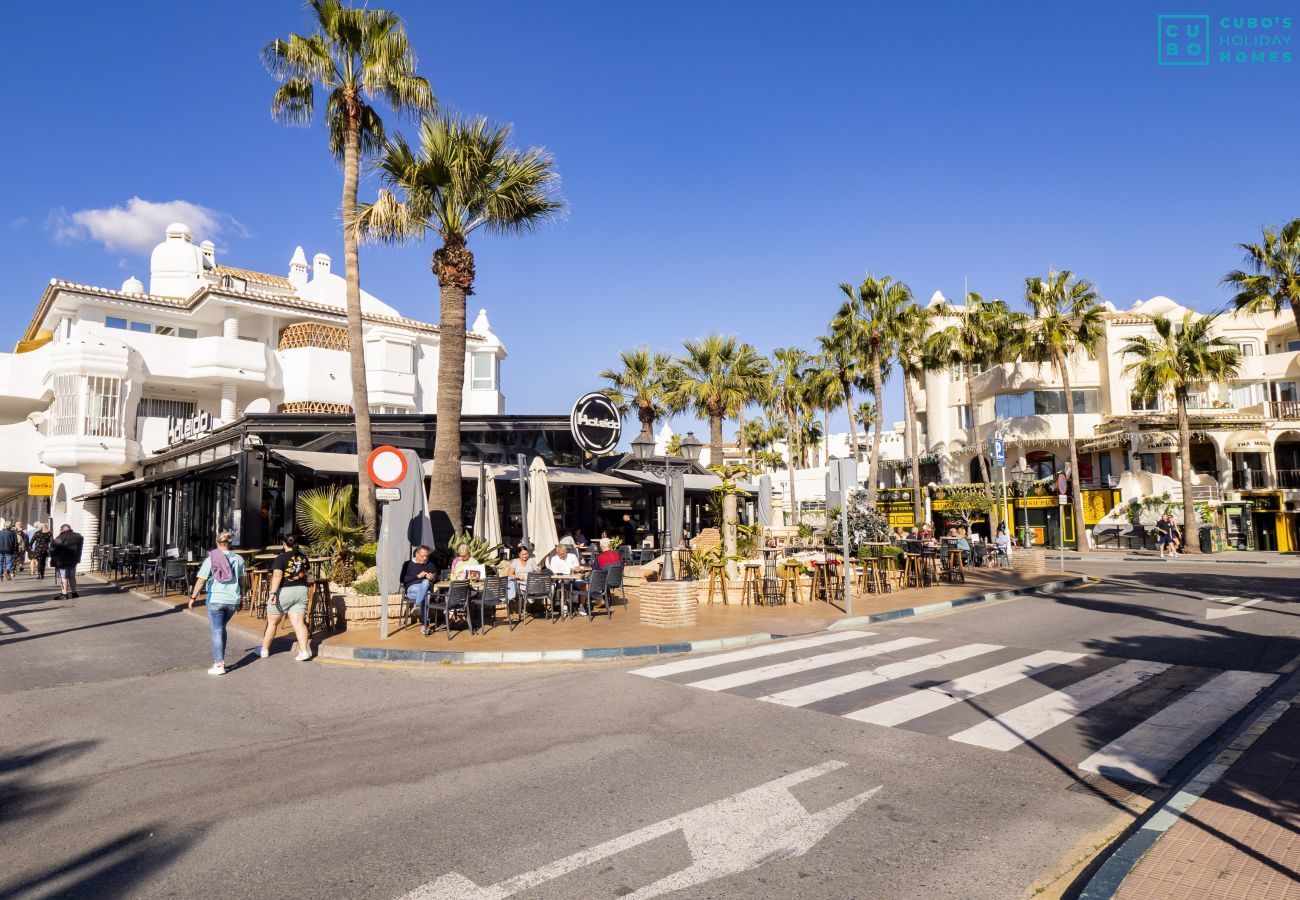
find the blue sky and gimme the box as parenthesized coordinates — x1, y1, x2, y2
(4, 1, 1297, 439)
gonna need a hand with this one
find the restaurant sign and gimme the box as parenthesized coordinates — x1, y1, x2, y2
(570, 392, 622, 455)
(168, 410, 212, 445)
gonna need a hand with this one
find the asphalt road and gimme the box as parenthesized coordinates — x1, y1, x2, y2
(1, 561, 1296, 900)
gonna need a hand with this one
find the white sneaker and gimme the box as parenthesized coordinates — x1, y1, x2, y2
(207, 663, 226, 676)
(254, 647, 268, 658)
(294, 650, 312, 662)
(576, 607, 587, 617)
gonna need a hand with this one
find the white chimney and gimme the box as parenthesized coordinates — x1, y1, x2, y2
(288, 246, 309, 288)
(121, 275, 144, 294)
(199, 240, 216, 269)
(312, 252, 331, 280)
(149, 222, 204, 297)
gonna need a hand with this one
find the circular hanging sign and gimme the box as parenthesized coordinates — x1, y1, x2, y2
(570, 392, 622, 455)
(1057, 472, 1068, 496)
(366, 445, 408, 488)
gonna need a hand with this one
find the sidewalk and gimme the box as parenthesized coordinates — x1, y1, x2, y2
(1110, 691, 1300, 898)
(1064, 549, 1300, 566)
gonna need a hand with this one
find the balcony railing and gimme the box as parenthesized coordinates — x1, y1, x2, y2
(1268, 400, 1300, 420)
(278, 322, 349, 351)
(1232, 469, 1271, 490)
(1278, 469, 1300, 489)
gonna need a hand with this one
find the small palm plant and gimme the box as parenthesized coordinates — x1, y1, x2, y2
(296, 485, 366, 585)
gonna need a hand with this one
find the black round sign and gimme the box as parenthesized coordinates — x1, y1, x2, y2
(570, 392, 622, 455)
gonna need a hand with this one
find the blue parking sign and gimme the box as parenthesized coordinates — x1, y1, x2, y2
(992, 438, 1005, 467)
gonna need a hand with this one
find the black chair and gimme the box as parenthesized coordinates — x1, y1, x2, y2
(605, 564, 627, 608)
(619, 545, 633, 564)
(468, 575, 510, 634)
(424, 580, 470, 640)
(759, 576, 786, 607)
(161, 558, 188, 598)
(397, 578, 424, 627)
(524, 572, 556, 622)
(575, 569, 611, 621)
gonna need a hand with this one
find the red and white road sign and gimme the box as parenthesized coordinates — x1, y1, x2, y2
(366, 445, 407, 488)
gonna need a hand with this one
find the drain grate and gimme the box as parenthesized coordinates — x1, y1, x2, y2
(1066, 771, 1154, 807)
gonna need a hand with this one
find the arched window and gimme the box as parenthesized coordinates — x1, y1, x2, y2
(1027, 451, 1056, 480)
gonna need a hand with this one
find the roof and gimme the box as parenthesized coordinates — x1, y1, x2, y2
(270, 449, 639, 488)
(208, 265, 293, 290)
(22, 279, 488, 344)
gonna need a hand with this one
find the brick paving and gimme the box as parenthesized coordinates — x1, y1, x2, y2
(1116, 698, 1300, 900)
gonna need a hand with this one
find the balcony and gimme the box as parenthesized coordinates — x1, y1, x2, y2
(1268, 400, 1300, 420)
(1278, 469, 1300, 490)
(1232, 469, 1271, 490)
(278, 322, 349, 351)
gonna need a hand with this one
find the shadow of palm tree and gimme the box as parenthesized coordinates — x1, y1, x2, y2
(0, 824, 203, 899)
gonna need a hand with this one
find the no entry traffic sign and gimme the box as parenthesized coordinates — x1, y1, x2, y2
(367, 445, 408, 488)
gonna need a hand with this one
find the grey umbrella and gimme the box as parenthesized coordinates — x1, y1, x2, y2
(756, 474, 773, 527)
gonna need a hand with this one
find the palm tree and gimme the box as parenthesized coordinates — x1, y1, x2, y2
(892, 303, 933, 523)
(798, 413, 824, 468)
(740, 418, 770, 469)
(357, 112, 563, 541)
(855, 400, 876, 453)
(664, 334, 770, 465)
(1222, 218, 1300, 333)
(800, 362, 841, 467)
(770, 347, 809, 523)
(816, 321, 868, 464)
(296, 484, 366, 585)
(601, 347, 672, 441)
(732, 342, 771, 467)
(263, 1, 434, 539)
(1121, 312, 1241, 554)
(665, 433, 683, 457)
(1023, 270, 1105, 550)
(928, 291, 1025, 525)
(839, 275, 911, 504)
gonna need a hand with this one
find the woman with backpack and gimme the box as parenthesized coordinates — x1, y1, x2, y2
(260, 534, 312, 661)
(189, 531, 247, 676)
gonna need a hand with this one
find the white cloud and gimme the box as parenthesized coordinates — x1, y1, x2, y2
(47, 197, 246, 254)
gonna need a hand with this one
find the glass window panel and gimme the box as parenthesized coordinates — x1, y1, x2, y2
(106, 317, 127, 330)
(129, 321, 152, 333)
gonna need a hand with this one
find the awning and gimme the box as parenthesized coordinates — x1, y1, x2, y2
(617, 469, 756, 492)
(1136, 431, 1179, 450)
(486, 464, 639, 488)
(272, 449, 483, 480)
(1078, 432, 1129, 453)
(74, 459, 235, 501)
(1226, 431, 1272, 453)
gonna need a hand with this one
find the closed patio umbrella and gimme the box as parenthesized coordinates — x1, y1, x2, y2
(526, 457, 560, 560)
(667, 471, 685, 548)
(480, 467, 503, 549)
(756, 474, 773, 527)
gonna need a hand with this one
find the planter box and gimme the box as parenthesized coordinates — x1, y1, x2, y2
(343, 591, 405, 625)
(1010, 548, 1046, 574)
(631, 581, 699, 629)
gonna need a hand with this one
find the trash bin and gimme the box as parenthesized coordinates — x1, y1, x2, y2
(1198, 524, 1213, 554)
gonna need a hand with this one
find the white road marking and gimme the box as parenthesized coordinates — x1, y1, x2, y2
(1206, 596, 1264, 619)
(1078, 669, 1277, 783)
(686, 637, 934, 691)
(843, 650, 1085, 726)
(398, 761, 881, 900)
(949, 659, 1173, 751)
(759, 643, 1004, 708)
(628, 630, 874, 678)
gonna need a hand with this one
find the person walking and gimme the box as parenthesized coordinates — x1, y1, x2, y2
(259, 534, 312, 661)
(1156, 513, 1176, 558)
(0, 524, 18, 581)
(30, 524, 51, 580)
(49, 524, 84, 599)
(13, 523, 28, 575)
(188, 531, 247, 676)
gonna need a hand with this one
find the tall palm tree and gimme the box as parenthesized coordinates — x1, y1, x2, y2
(601, 346, 672, 441)
(664, 334, 770, 465)
(800, 361, 840, 467)
(1023, 270, 1105, 550)
(357, 113, 564, 540)
(892, 303, 933, 523)
(816, 321, 868, 464)
(770, 347, 809, 523)
(732, 342, 771, 467)
(928, 291, 1025, 526)
(1121, 312, 1241, 554)
(855, 400, 876, 467)
(1222, 218, 1300, 333)
(263, 1, 434, 539)
(740, 418, 770, 468)
(839, 275, 911, 504)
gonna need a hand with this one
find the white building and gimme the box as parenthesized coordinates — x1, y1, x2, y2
(0, 223, 508, 565)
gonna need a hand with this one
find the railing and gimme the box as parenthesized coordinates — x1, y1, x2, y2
(1268, 400, 1300, 419)
(278, 322, 350, 351)
(1277, 469, 1300, 489)
(1232, 469, 1271, 490)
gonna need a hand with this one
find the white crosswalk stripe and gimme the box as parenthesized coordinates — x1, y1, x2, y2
(686, 637, 935, 692)
(843, 650, 1085, 726)
(948, 659, 1173, 751)
(628, 630, 874, 679)
(1077, 669, 1277, 784)
(760, 643, 1004, 708)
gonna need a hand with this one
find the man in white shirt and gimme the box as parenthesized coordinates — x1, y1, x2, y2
(546, 543, 587, 615)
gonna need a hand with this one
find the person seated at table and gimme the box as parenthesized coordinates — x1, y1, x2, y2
(594, 537, 621, 569)
(450, 542, 480, 580)
(399, 545, 438, 622)
(547, 542, 588, 614)
(993, 525, 1010, 558)
(558, 529, 577, 552)
(573, 528, 589, 549)
(507, 544, 538, 602)
(947, 527, 972, 562)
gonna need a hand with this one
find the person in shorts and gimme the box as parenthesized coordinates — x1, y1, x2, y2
(1156, 514, 1176, 558)
(259, 534, 313, 661)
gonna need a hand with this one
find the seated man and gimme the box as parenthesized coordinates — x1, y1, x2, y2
(507, 545, 538, 602)
(993, 526, 1011, 558)
(546, 542, 588, 615)
(594, 537, 621, 569)
(400, 545, 438, 623)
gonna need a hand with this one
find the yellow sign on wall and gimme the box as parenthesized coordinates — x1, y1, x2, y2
(27, 475, 53, 497)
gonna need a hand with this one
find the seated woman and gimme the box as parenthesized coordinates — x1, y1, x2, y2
(993, 526, 1011, 558)
(507, 544, 538, 602)
(450, 542, 480, 580)
(400, 545, 438, 622)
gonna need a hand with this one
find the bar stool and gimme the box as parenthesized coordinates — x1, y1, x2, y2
(945, 549, 965, 584)
(904, 553, 924, 588)
(707, 563, 730, 605)
(777, 560, 803, 604)
(739, 561, 761, 607)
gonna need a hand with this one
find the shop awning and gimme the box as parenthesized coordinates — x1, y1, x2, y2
(616, 469, 756, 492)
(1226, 431, 1272, 453)
(1078, 432, 1129, 453)
(466, 463, 638, 488)
(74, 459, 235, 501)
(1136, 431, 1180, 450)
(273, 448, 483, 481)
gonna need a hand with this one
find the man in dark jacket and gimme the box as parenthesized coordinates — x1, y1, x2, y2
(49, 524, 84, 600)
(0, 525, 18, 580)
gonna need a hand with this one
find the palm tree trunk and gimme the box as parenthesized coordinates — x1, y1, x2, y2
(1176, 392, 1200, 554)
(868, 347, 885, 506)
(638, 405, 655, 440)
(786, 407, 799, 524)
(429, 244, 470, 544)
(1058, 353, 1087, 551)
(904, 374, 923, 524)
(342, 115, 376, 540)
(709, 411, 723, 467)
(842, 388, 857, 472)
(966, 359, 995, 503)
(722, 490, 738, 581)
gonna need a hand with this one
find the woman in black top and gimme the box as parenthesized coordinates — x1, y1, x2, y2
(259, 535, 313, 661)
(30, 524, 52, 580)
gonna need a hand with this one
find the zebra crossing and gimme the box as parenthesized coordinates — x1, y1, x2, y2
(631, 630, 1277, 785)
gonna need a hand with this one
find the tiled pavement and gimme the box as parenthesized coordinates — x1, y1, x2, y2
(1115, 697, 1300, 899)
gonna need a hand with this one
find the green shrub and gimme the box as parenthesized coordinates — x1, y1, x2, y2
(354, 541, 377, 569)
(352, 578, 379, 596)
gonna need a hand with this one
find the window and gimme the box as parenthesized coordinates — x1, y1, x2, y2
(995, 389, 1097, 418)
(179, 328, 197, 339)
(1070, 389, 1100, 414)
(51, 375, 79, 436)
(995, 392, 1034, 419)
(129, 321, 151, 333)
(85, 376, 122, 438)
(1289, 340, 1300, 353)
(1131, 391, 1160, 412)
(154, 325, 175, 336)
(1237, 341, 1256, 357)
(106, 317, 127, 330)
(1230, 382, 1265, 409)
(471, 353, 495, 390)
(381, 341, 414, 373)
(955, 404, 972, 429)
(369, 405, 409, 415)
(138, 397, 196, 421)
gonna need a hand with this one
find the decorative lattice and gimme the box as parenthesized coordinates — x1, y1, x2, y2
(277, 401, 353, 414)
(278, 322, 350, 351)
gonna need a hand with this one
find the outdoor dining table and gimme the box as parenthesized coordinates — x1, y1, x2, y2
(548, 572, 589, 619)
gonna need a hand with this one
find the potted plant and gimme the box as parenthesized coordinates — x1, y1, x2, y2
(297, 485, 366, 587)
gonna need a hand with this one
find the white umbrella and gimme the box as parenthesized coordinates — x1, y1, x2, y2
(480, 468, 503, 548)
(526, 457, 560, 560)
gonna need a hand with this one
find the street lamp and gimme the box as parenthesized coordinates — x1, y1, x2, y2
(632, 431, 702, 581)
(1011, 463, 1034, 548)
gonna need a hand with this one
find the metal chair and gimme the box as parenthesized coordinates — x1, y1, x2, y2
(161, 558, 188, 598)
(575, 568, 611, 621)
(605, 564, 628, 608)
(524, 572, 555, 622)
(759, 576, 786, 607)
(468, 575, 511, 634)
(424, 580, 470, 640)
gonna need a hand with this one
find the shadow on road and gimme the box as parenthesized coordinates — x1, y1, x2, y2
(0, 825, 202, 899)
(0, 605, 184, 648)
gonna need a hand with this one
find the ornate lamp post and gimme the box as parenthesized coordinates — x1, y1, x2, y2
(631, 431, 703, 581)
(1011, 463, 1035, 548)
